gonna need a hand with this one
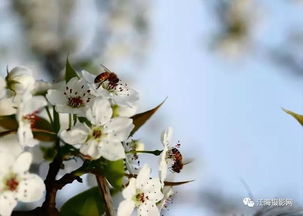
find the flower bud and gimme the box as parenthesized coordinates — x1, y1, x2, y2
(6, 67, 35, 94)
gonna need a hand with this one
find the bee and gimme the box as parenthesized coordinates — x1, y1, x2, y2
(170, 147, 183, 162)
(171, 160, 183, 173)
(169, 147, 184, 173)
(94, 65, 119, 88)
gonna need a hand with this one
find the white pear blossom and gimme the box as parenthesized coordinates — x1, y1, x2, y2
(46, 77, 94, 116)
(81, 70, 139, 108)
(60, 97, 133, 160)
(16, 94, 47, 147)
(117, 165, 163, 216)
(0, 152, 45, 216)
(6, 67, 35, 95)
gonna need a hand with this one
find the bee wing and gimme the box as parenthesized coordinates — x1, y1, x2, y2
(183, 159, 194, 166)
(100, 64, 112, 73)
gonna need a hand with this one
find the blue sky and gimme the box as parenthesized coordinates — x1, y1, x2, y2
(136, 0, 303, 214)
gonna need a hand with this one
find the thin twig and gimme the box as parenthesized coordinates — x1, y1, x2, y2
(95, 175, 114, 216)
(55, 170, 83, 190)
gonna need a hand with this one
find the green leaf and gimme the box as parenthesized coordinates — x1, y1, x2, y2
(60, 144, 80, 158)
(33, 131, 56, 142)
(60, 187, 119, 216)
(283, 108, 303, 126)
(91, 158, 125, 190)
(33, 117, 56, 141)
(60, 187, 104, 216)
(78, 117, 92, 127)
(40, 146, 57, 161)
(130, 98, 166, 136)
(0, 115, 18, 130)
(65, 58, 79, 83)
(35, 117, 53, 131)
(53, 106, 60, 133)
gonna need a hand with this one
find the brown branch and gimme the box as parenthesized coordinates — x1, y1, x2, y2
(96, 175, 114, 216)
(55, 170, 83, 190)
(40, 153, 63, 215)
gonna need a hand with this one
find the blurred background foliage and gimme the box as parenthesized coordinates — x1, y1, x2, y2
(0, 0, 303, 215)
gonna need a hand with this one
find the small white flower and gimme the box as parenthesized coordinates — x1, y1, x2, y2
(117, 165, 163, 216)
(0, 152, 45, 216)
(16, 95, 47, 147)
(159, 127, 173, 183)
(46, 77, 94, 116)
(81, 70, 139, 108)
(6, 67, 35, 94)
(60, 97, 133, 160)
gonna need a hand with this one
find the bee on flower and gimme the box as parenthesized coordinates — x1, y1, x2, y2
(81, 67, 139, 117)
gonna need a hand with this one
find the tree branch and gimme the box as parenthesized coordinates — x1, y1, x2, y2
(55, 170, 83, 190)
(95, 175, 114, 216)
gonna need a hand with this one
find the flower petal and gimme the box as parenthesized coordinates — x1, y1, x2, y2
(143, 179, 164, 202)
(136, 165, 151, 189)
(20, 96, 47, 115)
(103, 117, 134, 141)
(117, 199, 135, 216)
(122, 178, 136, 199)
(159, 149, 168, 183)
(0, 97, 16, 115)
(13, 152, 32, 174)
(0, 192, 17, 216)
(86, 97, 112, 125)
(138, 201, 160, 216)
(115, 104, 137, 117)
(0, 152, 14, 174)
(98, 140, 125, 161)
(17, 121, 38, 147)
(17, 173, 45, 202)
(80, 140, 101, 159)
(81, 70, 95, 83)
(46, 89, 66, 105)
(0, 134, 23, 157)
(161, 127, 173, 147)
(60, 124, 89, 145)
(55, 105, 87, 116)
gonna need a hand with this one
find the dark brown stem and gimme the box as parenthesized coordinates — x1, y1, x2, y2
(55, 170, 83, 190)
(95, 175, 114, 216)
(41, 153, 63, 215)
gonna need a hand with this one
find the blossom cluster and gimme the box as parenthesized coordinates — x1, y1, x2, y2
(0, 62, 189, 216)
